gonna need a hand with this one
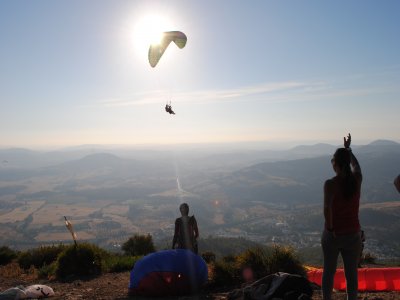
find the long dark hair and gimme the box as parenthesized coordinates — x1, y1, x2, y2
(333, 148, 357, 199)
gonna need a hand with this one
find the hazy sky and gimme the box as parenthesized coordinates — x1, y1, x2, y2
(0, 1, 399, 148)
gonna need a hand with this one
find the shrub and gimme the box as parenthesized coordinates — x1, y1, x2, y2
(103, 254, 140, 273)
(38, 262, 57, 279)
(18, 245, 66, 269)
(222, 254, 236, 263)
(122, 234, 155, 256)
(0, 246, 17, 265)
(201, 251, 216, 263)
(211, 245, 306, 286)
(211, 260, 240, 286)
(56, 243, 106, 279)
(266, 245, 306, 277)
(236, 247, 269, 279)
(18, 252, 34, 270)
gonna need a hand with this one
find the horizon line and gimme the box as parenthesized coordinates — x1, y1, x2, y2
(1, 138, 399, 152)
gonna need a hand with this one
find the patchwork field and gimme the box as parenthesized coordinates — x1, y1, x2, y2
(0, 201, 45, 223)
(31, 203, 105, 225)
(102, 204, 129, 215)
(35, 231, 96, 242)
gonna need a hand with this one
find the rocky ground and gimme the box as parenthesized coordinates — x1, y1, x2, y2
(1, 264, 399, 299)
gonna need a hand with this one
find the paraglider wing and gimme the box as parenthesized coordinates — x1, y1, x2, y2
(129, 249, 207, 296)
(148, 31, 187, 68)
(169, 31, 187, 49)
(307, 268, 400, 291)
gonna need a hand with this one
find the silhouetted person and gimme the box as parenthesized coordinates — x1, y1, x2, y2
(172, 203, 199, 254)
(394, 174, 400, 193)
(165, 103, 175, 115)
(322, 134, 362, 300)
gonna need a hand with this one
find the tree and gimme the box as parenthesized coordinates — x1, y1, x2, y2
(122, 234, 155, 256)
(0, 246, 17, 265)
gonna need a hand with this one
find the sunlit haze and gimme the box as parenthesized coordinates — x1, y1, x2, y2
(132, 14, 174, 57)
(1, 1, 399, 148)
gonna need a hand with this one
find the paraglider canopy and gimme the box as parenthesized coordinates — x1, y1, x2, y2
(129, 249, 207, 296)
(148, 31, 187, 67)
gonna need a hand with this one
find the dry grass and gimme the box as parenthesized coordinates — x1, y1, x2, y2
(0, 262, 24, 278)
(0, 262, 37, 280)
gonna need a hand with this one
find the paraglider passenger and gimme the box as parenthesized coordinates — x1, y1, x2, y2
(172, 203, 199, 254)
(164, 103, 175, 115)
(321, 133, 363, 300)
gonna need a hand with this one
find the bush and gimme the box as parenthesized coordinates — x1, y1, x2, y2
(38, 262, 57, 279)
(201, 251, 216, 263)
(236, 247, 269, 279)
(18, 245, 66, 269)
(266, 245, 306, 277)
(211, 245, 306, 286)
(56, 243, 106, 279)
(212, 260, 240, 286)
(0, 246, 17, 265)
(122, 234, 155, 256)
(103, 254, 140, 273)
(222, 254, 236, 263)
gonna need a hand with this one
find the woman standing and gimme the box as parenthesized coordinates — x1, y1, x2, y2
(322, 134, 362, 300)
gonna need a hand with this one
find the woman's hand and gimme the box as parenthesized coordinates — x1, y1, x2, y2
(344, 133, 351, 149)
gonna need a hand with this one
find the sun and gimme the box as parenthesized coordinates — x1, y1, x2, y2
(133, 14, 173, 57)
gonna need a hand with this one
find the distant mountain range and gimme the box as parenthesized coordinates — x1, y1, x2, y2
(1, 140, 398, 170)
(1, 140, 399, 205)
(186, 140, 400, 206)
(0, 140, 399, 254)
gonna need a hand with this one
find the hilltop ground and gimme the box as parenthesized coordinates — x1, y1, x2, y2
(1, 264, 399, 300)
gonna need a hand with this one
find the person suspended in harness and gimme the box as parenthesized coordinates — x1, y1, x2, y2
(165, 102, 175, 115)
(172, 203, 199, 254)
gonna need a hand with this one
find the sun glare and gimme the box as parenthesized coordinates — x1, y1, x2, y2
(133, 14, 173, 57)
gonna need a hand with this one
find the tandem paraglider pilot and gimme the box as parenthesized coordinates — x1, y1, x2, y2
(172, 203, 199, 254)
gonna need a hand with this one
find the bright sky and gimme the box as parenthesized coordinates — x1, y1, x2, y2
(0, 1, 399, 148)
